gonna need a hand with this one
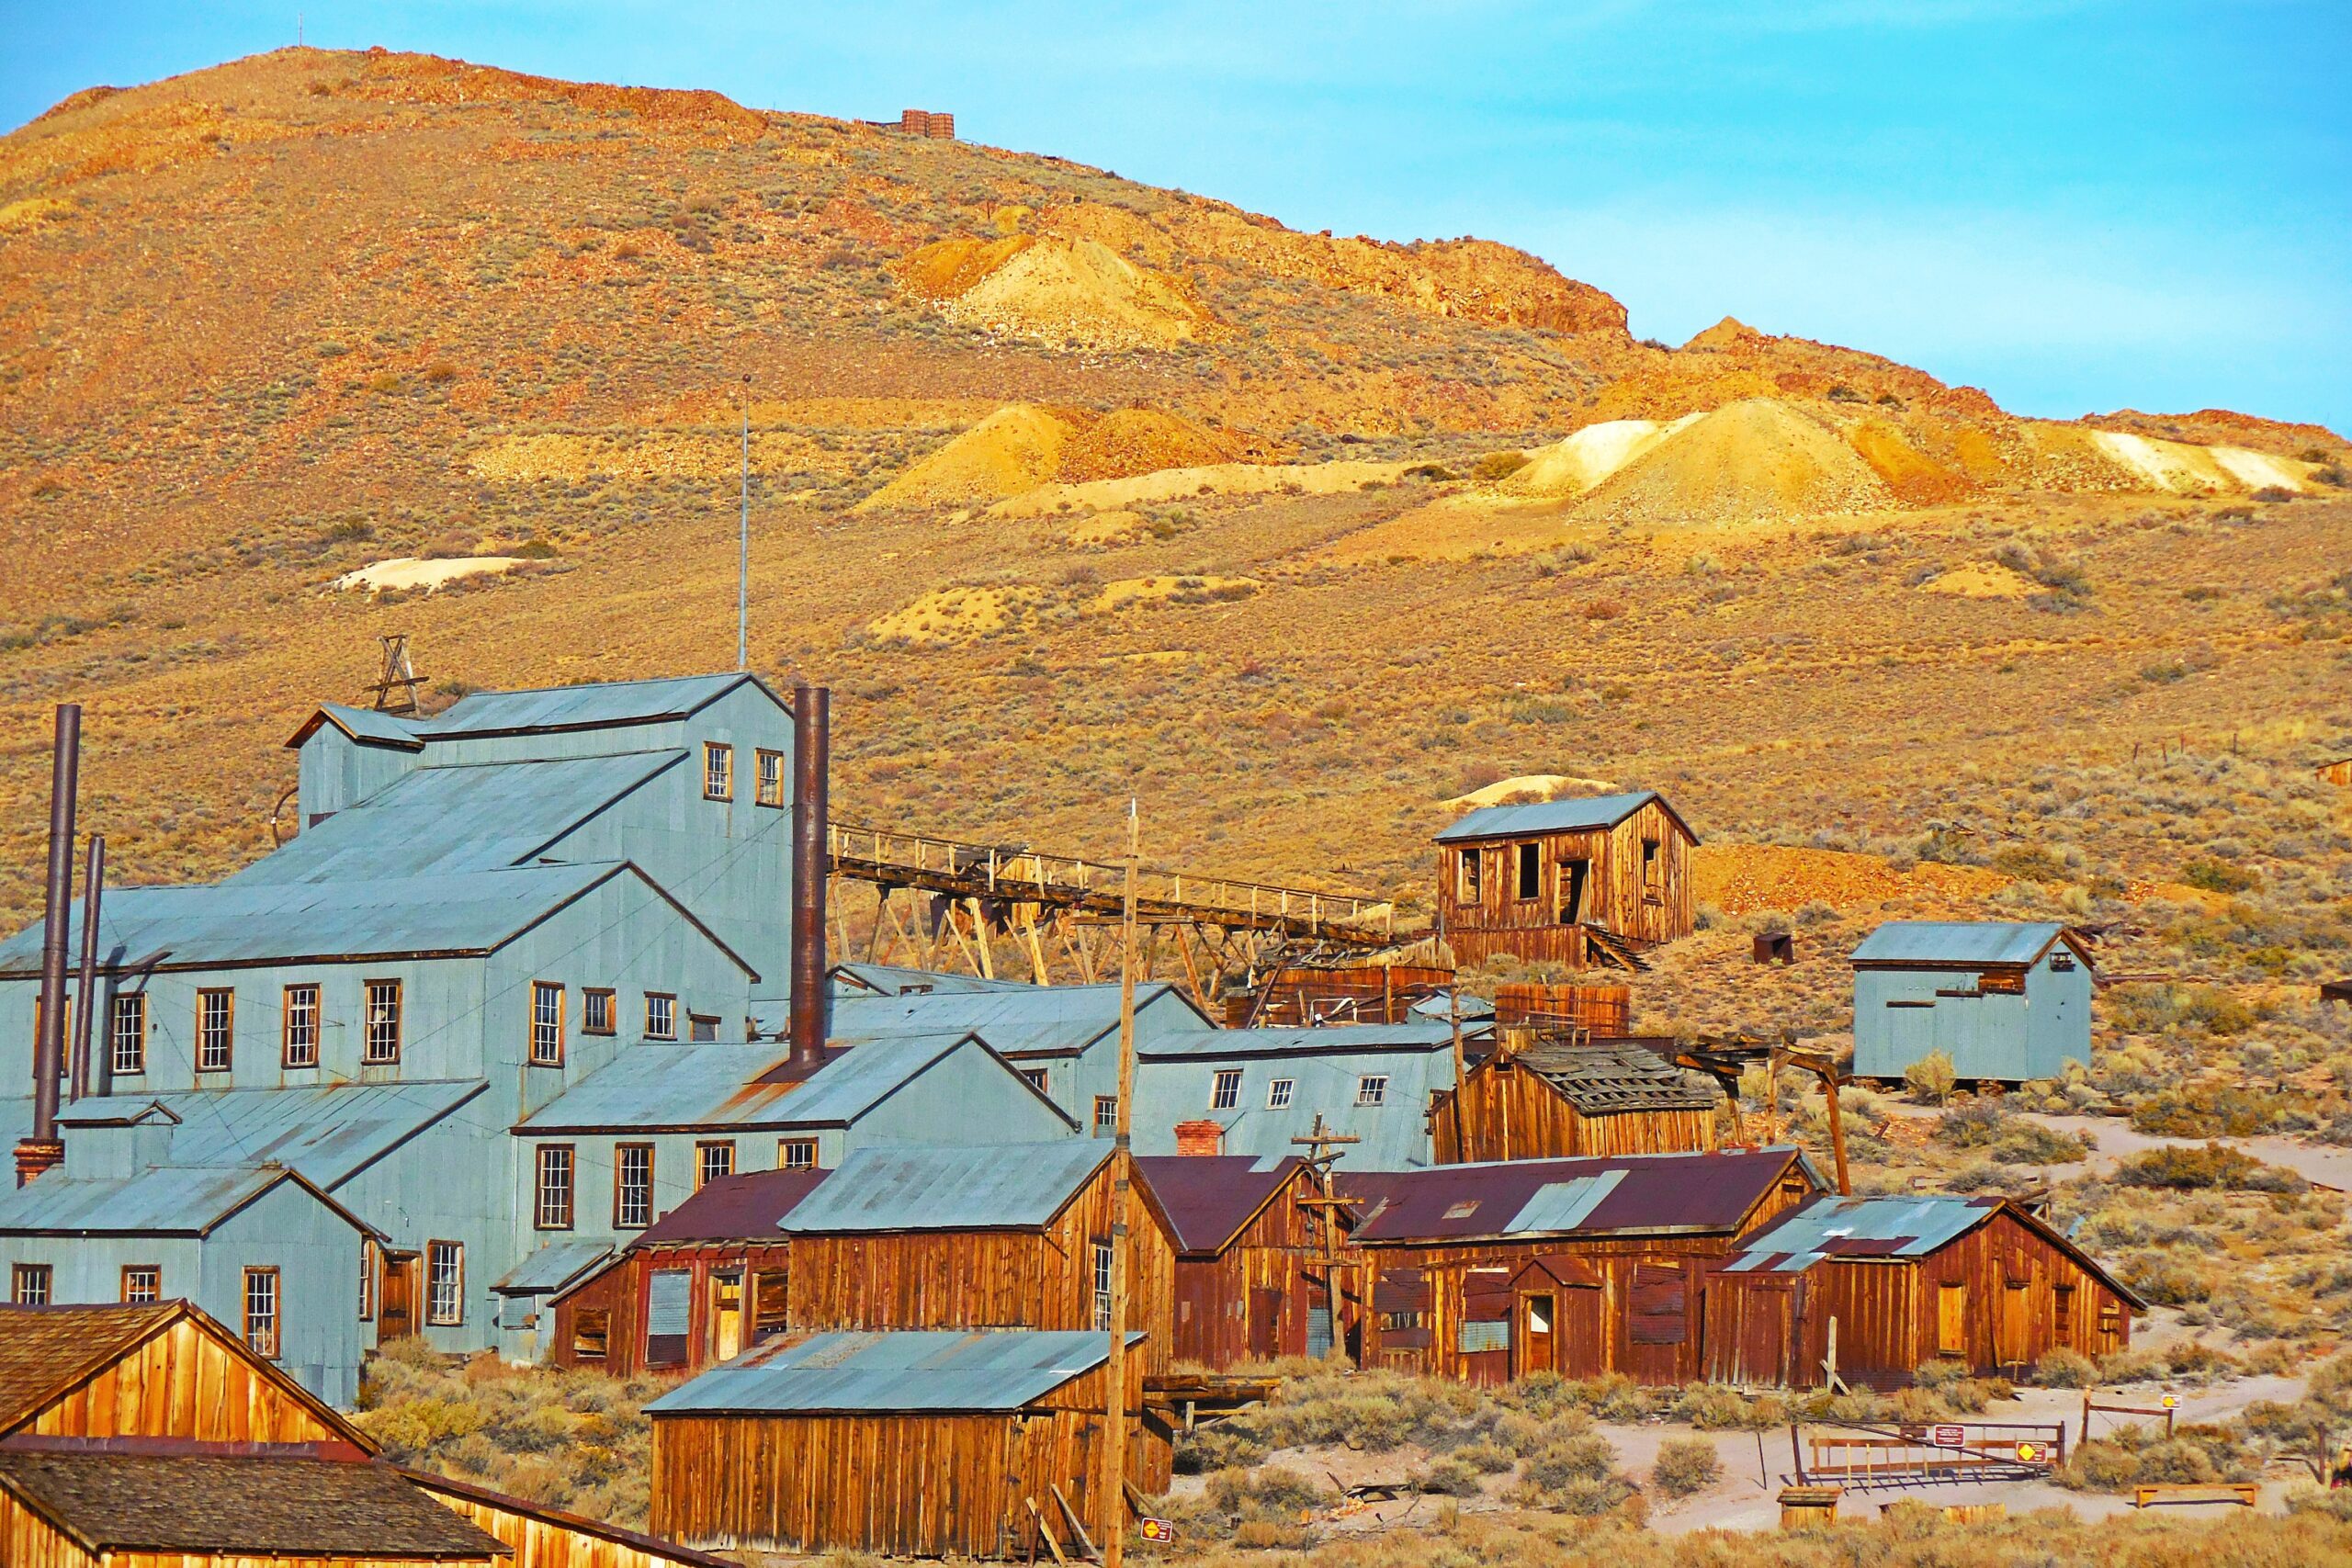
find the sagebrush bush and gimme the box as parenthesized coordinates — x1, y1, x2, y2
(1649, 1438, 1724, 1499)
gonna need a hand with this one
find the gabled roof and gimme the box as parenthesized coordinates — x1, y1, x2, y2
(1493, 1041, 1721, 1114)
(780, 1141, 1112, 1235)
(1135, 1155, 1306, 1254)
(828, 981, 1209, 1056)
(0, 1163, 375, 1241)
(1718, 1192, 2149, 1309)
(56, 1080, 488, 1191)
(0, 1450, 504, 1560)
(830, 963, 1026, 998)
(1341, 1146, 1822, 1245)
(1435, 789, 1691, 844)
(1139, 1022, 1460, 1061)
(643, 1328, 1141, 1416)
(424, 672, 782, 739)
(283, 702, 429, 751)
(634, 1167, 832, 1247)
(1849, 920, 2085, 968)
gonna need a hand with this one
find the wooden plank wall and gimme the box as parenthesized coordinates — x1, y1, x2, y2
(1490, 983, 1631, 1033)
(1437, 802, 1693, 964)
(551, 1244, 793, 1378)
(787, 1166, 1177, 1375)
(1170, 1168, 1329, 1367)
(0, 1492, 92, 1568)
(1433, 1060, 1719, 1163)
(417, 1477, 718, 1568)
(22, 1319, 345, 1445)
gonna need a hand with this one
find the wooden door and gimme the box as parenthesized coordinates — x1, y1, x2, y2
(711, 1272, 743, 1363)
(1521, 1293, 1556, 1374)
(1248, 1286, 1283, 1361)
(378, 1252, 418, 1341)
(1996, 1280, 2030, 1373)
(1936, 1281, 1969, 1359)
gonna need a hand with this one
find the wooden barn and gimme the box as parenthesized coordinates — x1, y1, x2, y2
(1345, 1147, 1826, 1386)
(1433, 791, 1695, 969)
(777, 1141, 1179, 1375)
(646, 1327, 1170, 1560)
(548, 1167, 830, 1377)
(1433, 1035, 1723, 1163)
(1136, 1155, 1348, 1366)
(1705, 1194, 2143, 1389)
(0, 1299, 724, 1568)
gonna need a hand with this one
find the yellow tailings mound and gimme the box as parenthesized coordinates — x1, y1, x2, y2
(1499, 415, 1702, 497)
(901, 233, 1207, 351)
(1693, 844, 2012, 916)
(1922, 563, 2034, 599)
(1848, 421, 1974, 504)
(1442, 774, 1614, 808)
(1059, 408, 1236, 483)
(1573, 399, 1894, 525)
(856, 405, 1078, 512)
(2087, 431, 2311, 494)
(990, 458, 1413, 519)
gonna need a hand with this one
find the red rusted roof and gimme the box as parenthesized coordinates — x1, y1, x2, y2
(1135, 1156, 1306, 1254)
(634, 1168, 831, 1247)
(1340, 1147, 1820, 1245)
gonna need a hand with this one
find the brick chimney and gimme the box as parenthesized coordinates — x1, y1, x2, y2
(1173, 1120, 1225, 1157)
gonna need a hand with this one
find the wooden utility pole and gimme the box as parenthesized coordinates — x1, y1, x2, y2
(1102, 801, 1140, 1568)
(1446, 962, 1468, 1161)
(1784, 1046, 1851, 1196)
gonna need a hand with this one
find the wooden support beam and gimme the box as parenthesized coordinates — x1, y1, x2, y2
(1052, 1483, 1098, 1561)
(967, 897, 997, 980)
(1023, 910, 1052, 987)
(1026, 1497, 1070, 1566)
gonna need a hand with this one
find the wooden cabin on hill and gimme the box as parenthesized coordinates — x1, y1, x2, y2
(1135, 1155, 1347, 1367)
(1345, 1147, 1826, 1387)
(1434, 791, 1695, 969)
(1433, 1035, 1723, 1163)
(548, 1167, 829, 1377)
(1849, 921, 2094, 1085)
(1706, 1194, 2143, 1389)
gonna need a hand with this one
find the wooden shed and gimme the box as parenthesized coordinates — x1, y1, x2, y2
(777, 1141, 1179, 1375)
(1345, 1147, 1826, 1386)
(1135, 1155, 1347, 1366)
(646, 1327, 1170, 1559)
(1704, 1194, 2143, 1390)
(1433, 791, 1695, 969)
(1850, 922, 2095, 1085)
(548, 1168, 829, 1376)
(1433, 1036, 1723, 1163)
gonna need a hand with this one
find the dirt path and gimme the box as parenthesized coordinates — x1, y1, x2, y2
(1877, 1100, 2352, 1190)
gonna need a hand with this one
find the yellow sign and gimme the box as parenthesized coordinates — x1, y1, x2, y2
(1139, 1517, 1177, 1543)
(2017, 1441, 2044, 1463)
(2161, 1394, 2179, 1410)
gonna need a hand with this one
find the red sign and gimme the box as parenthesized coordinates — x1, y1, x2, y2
(1139, 1517, 1177, 1543)
(1930, 1425, 1966, 1449)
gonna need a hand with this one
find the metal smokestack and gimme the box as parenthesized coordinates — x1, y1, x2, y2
(71, 834, 105, 1101)
(787, 682, 831, 1070)
(21, 704, 78, 1183)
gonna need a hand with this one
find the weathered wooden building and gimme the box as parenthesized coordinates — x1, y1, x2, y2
(1345, 1147, 1827, 1386)
(1132, 1022, 1474, 1168)
(1706, 1194, 2143, 1389)
(548, 1167, 830, 1377)
(1224, 964, 1456, 1027)
(1433, 791, 1696, 968)
(778, 1141, 1179, 1374)
(648, 1327, 1168, 1559)
(1850, 922, 2095, 1085)
(1135, 1155, 1344, 1366)
(1432, 1037, 1722, 1164)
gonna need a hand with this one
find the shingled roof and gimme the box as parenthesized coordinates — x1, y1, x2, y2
(0, 1303, 182, 1433)
(1505, 1041, 1721, 1114)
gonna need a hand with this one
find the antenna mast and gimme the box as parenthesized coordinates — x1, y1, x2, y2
(1102, 798, 1139, 1568)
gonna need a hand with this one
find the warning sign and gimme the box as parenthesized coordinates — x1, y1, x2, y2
(1930, 1424, 1965, 1449)
(1139, 1517, 1177, 1543)
(2017, 1441, 2045, 1463)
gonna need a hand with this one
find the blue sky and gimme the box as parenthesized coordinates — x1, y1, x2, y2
(4, 2, 2346, 433)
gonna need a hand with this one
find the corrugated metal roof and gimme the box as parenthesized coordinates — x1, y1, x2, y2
(1510, 1042, 1721, 1113)
(643, 1329, 1136, 1416)
(55, 1080, 487, 1190)
(830, 964, 1025, 998)
(494, 1240, 615, 1295)
(517, 1033, 983, 1133)
(829, 982, 1205, 1056)
(780, 1141, 1110, 1234)
(423, 673, 770, 737)
(232, 750, 683, 886)
(305, 703, 427, 750)
(635, 1168, 832, 1247)
(1434, 790, 1664, 843)
(1343, 1146, 1820, 1243)
(1409, 990, 1496, 1022)
(1135, 1155, 1301, 1253)
(1849, 921, 2067, 966)
(1718, 1194, 1998, 1275)
(1138, 1022, 1457, 1060)
(0, 1165, 349, 1237)
(1504, 1170, 1626, 1233)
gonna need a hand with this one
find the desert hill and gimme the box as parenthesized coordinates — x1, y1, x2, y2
(0, 47, 2346, 936)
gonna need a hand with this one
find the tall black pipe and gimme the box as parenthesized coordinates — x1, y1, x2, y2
(70, 834, 104, 1101)
(31, 704, 79, 1143)
(787, 682, 831, 1070)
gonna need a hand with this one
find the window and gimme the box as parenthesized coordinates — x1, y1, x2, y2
(1093, 1096, 1118, 1136)
(1456, 848, 1481, 902)
(530, 982, 565, 1066)
(1019, 1066, 1049, 1095)
(779, 1138, 818, 1170)
(703, 742, 734, 801)
(582, 988, 616, 1036)
(1211, 1068, 1242, 1110)
(1516, 841, 1541, 901)
(425, 1241, 464, 1325)
(1091, 1239, 1114, 1329)
(689, 1013, 720, 1043)
(752, 1270, 789, 1337)
(358, 1240, 375, 1322)
(121, 1266, 161, 1304)
(645, 994, 676, 1041)
(535, 1145, 575, 1230)
(12, 1264, 51, 1304)
(1442, 1201, 1480, 1221)
(243, 1268, 280, 1359)
(696, 1141, 735, 1190)
(645, 1269, 690, 1364)
(196, 987, 234, 1072)
(1641, 838, 1661, 882)
(363, 980, 402, 1064)
(1266, 1077, 1295, 1110)
(110, 993, 146, 1076)
(282, 984, 320, 1068)
(2053, 1284, 2075, 1337)
(615, 1145, 654, 1228)
(1355, 1074, 1389, 1107)
(30, 997, 69, 1077)
(1460, 1319, 1510, 1354)
(755, 748, 786, 807)
(571, 1307, 611, 1360)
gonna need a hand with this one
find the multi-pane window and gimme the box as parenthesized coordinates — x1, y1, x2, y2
(282, 984, 320, 1068)
(615, 1145, 654, 1228)
(689, 1013, 720, 1043)
(1020, 1066, 1049, 1096)
(1211, 1068, 1242, 1111)
(196, 988, 234, 1072)
(1093, 1096, 1118, 1136)
(1267, 1077, 1295, 1110)
(12, 1263, 51, 1304)
(582, 988, 616, 1036)
(110, 994, 146, 1076)
(779, 1138, 818, 1170)
(645, 994, 676, 1041)
(363, 980, 402, 1064)
(358, 1240, 376, 1322)
(535, 1145, 575, 1230)
(1091, 1240, 1114, 1329)
(120, 1266, 160, 1303)
(243, 1268, 279, 1359)
(696, 1141, 735, 1190)
(1355, 1074, 1389, 1107)
(426, 1241, 464, 1325)
(703, 742, 733, 801)
(755, 749, 786, 807)
(530, 982, 565, 1067)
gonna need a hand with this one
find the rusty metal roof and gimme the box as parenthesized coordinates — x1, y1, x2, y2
(635, 1167, 833, 1247)
(644, 1328, 1139, 1416)
(1508, 1041, 1721, 1114)
(1341, 1146, 1821, 1244)
(1135, 1155, 1304, 1254)
(56, 1080, 487, 1191)
(781, 1141, 1111, 1234)
(1435, 790, 1682, 843)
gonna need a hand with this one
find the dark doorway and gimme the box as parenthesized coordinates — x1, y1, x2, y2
(1558, 860, 1590, 925)
(1249, 1287, 1283, 1360)
(1522, 1293, 1556, 1374)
